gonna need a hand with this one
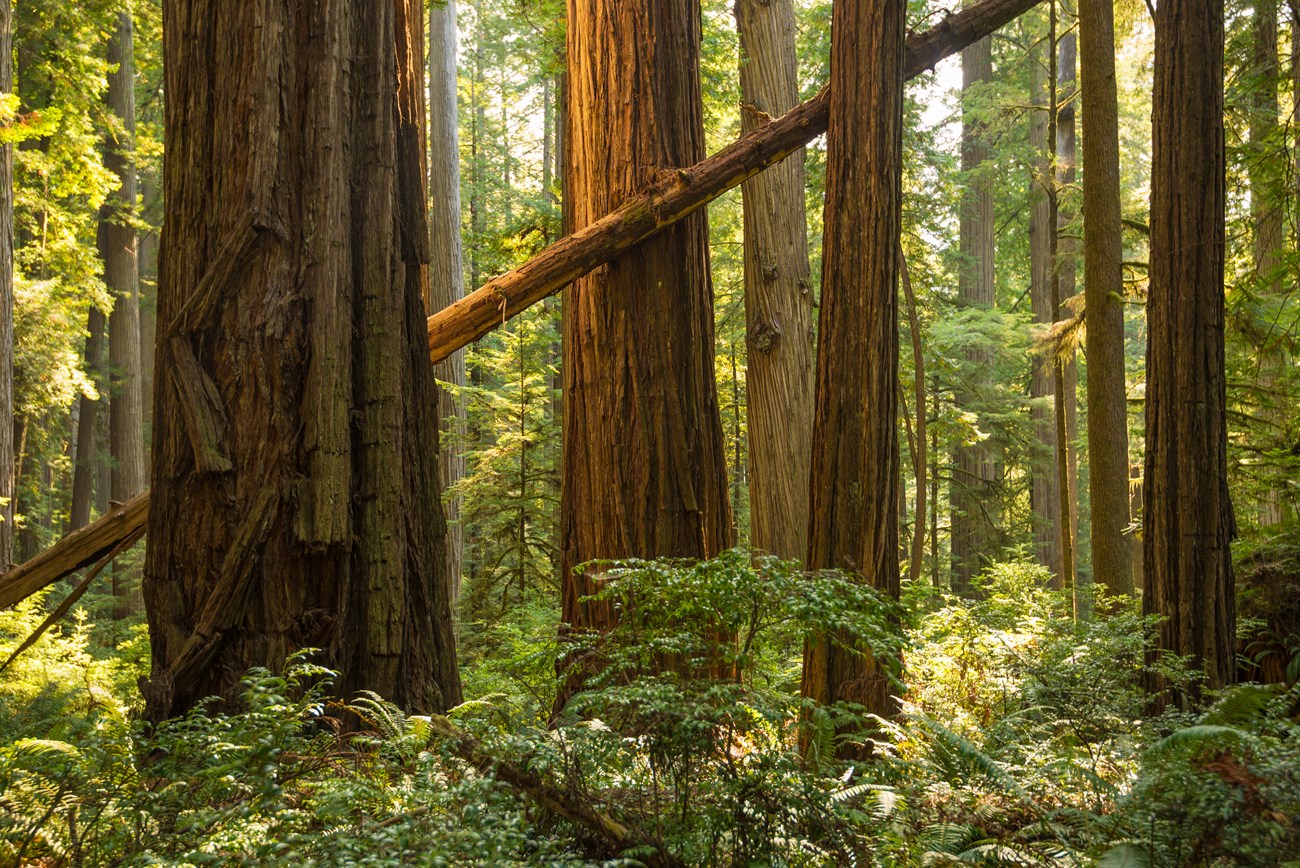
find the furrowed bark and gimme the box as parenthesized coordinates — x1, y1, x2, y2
(0, 0, 1042, 612)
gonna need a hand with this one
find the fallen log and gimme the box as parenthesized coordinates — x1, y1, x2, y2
(0, 0, 1041, 613)
(426, 0, 1042, 363)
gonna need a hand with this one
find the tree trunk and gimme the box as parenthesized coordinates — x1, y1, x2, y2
(559, 0, 734, 635)
(429, 0, 467, 600)
(142, 0, 461, 721)
(800, 0, 905, 745)
(901, 254, 927, 586)
(951, 30, 997, 593)
(1251, 0, 1286, 527)
(1079, 0, 1133, 596)
(735, 0, 814, 563)
(70, 309, 106, 532)
(103, 12, 146, 612)
(1029, 45, 1061, 579)
(0, 0, 13, 569)
(1054, 23, 1080, 602)
(1143, 0, 1235, 701)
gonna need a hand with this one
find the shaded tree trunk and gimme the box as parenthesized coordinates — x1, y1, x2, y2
(0, 0, 13, 569)
(1079, 0, 1133, 596)
(735, 0, 814, 563)
(142, 0, 461, 721)
(103, 12, 146, 611)
(558, 0, 733, 634)
(951, 30, 997, 592)
(429, 0, 467, 600)
(800, 0, 905, 744)
(69, 309, 106, 532)
(1143, 0, 1235, 701)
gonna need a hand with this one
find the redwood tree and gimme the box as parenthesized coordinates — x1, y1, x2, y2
(142, 0, 461, 720)
(559, 0, 733, 634)
(1143, 0, 1235, 698)
(0, 0, 10, 569)
(735, 0, 814, 563)
(801, 0, 905, 730)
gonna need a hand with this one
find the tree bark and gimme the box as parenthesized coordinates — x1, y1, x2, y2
(735, 0, 814, 563)
(800, 0, 905, 743)
(1079, 0, 1133, 595)
(558, 0, 734, 642)
(429, 0, 467, 599)
(1143, 0, 1235, 700)
(0, 0, 1046, 613)
(0, 0, 12, 569)
(951, 29, 997, 593)
(1054, 23, 1080, 603)
(103, 12, 146, 612)
(142, 0, 461, 721)
(901, 253, 927, 586)
(69, 309, 106, 532)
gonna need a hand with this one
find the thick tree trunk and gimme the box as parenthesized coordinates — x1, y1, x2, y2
(429, 0, 467, 599)
(558, 0, 734, 639)
(1, 0, 1046, 612)
(103, 12, 146, 611)
(735, 0, 814, 563)
(1079, 0, 1133, 596)
(69, 309, 106, 532)
(801, 0, 905, 746)
(951, 31, 997, 593)
(142, 0, 461, 721)
(1029, 48, 1061, 578)
(0, 0, 13, 569)
(1054, 24, 1080, 601)
(1144, 0, 1235, 700)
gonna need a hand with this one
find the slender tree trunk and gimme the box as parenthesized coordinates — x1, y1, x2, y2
(70, 309, 106, 532)
(1080, 0, 1133, 595)
(951, 29, 997, 593)
(143, 0, 461, 721)
(901, 253, 927, 586)
(0, 0, 13, 568)
(1029, 46, 1062, 580)
(1144, 0, 1235, 701)
(103, 12, 146, 612)
(558, 0, 733, 639)
(429, 0, 467, 600)
(800, 0, 905, 749)
(1252, 0, 1286, 527)
(735, 0, 814, 563)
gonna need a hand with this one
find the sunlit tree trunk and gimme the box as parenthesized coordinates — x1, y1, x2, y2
(1143, 0, 1235, 702)
(143, 0, 461, 721)
(800, 0, 905, 748)
(1080, 0, 1133, 596)
(735, 0, 814, 562)
(559, 0, 733, 632)
(429, 0, 466, 598)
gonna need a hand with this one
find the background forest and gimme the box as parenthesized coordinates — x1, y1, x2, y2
(1, 0, 1299, 865)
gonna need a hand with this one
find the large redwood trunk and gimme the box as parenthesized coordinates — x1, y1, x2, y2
(558, 0, 734, 637)
(0, 0, 11, 570)
(800, 0, 905, 743)
(142, 0, 461, 720)
(1143, 0, 1235, 700)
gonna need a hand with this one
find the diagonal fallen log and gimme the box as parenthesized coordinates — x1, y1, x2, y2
(426, 0, 1042, 363)
(0, 0, 1041, 613)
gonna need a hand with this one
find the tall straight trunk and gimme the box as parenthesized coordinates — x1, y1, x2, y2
(143, 0, 461, 721)
(1144, 0, 1235, 700)
(801, 0, 905, 746)
(1029, 46, 1061, 578)
(0, 0, 13, 568)
(70, 309, 106, 532)
(951, 31, 997, 592)
(429, 0, 467, 599)
(1055, 23, 1080, 596)
(1079, 0, 1133, 595)
(559, 0, 733, 632)
(1252, 0, 1286, 527)
(103, 12, 146, 612)
(735, 0, 814, 562)
(901, 254, 927, 585)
